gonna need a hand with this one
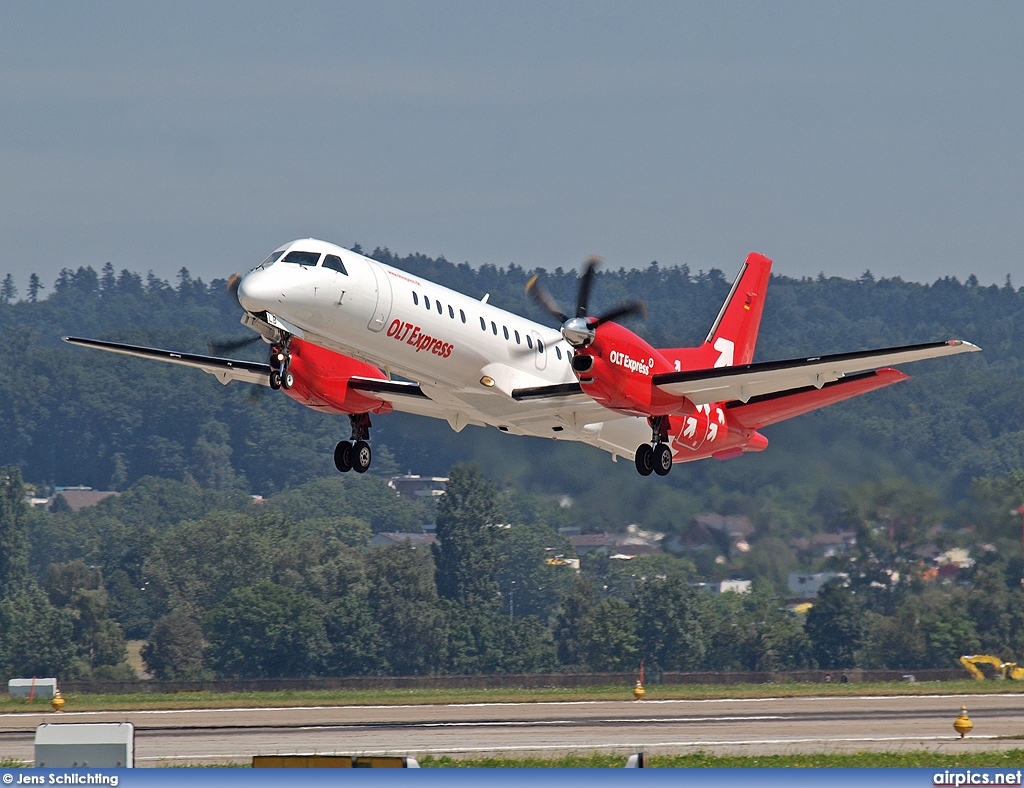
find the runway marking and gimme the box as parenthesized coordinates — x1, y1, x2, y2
(2, 693, 1019, 720)
(280, 715, 790, 730)
(135, 733, 1002, 762)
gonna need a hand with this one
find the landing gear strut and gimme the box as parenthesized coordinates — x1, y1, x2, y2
(635, 416, 672, 477)
(268, 344, 294, 391)
(335, 413, 372, 474)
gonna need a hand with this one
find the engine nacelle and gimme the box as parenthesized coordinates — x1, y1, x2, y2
(282, 338, 393, 416)
(573, 322, 682, 417)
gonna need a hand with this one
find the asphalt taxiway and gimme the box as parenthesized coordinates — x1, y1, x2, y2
(1, 693, 1022, 764)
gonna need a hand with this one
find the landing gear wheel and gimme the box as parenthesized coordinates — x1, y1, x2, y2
(653, 442, 672, 476)
(351, 440, 372, 473)
(634, 444, 654, 476)
(334, 440, 352, 473)
(269, 371, 282, 390)
(282, 370, 294, 390)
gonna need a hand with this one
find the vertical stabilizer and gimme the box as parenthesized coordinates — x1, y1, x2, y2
(704, 252, 772, 366)
(660, 252, 772, 370)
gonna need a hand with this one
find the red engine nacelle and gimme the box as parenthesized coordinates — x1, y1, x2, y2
(281, 338, 394, 416)
(572, 322, 687, 417)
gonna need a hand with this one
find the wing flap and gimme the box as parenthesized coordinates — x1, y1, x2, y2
(63, 336, 271, 386)
(653, 340, 978, 405)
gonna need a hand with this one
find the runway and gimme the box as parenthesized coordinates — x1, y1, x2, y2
(2, 693, 1023, 765)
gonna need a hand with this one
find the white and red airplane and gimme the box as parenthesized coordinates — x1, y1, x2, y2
(65, 239, 979, 477)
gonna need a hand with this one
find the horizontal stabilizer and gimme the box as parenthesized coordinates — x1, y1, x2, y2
(653, 339, 979, 406)
(63, 336, 271, 386)
(727, 368, 908, 429)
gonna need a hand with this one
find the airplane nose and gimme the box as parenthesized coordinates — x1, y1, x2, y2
(237, 269, 281, 312)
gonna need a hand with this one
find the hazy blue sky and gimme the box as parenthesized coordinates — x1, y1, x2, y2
(1, 2, 1021, 292)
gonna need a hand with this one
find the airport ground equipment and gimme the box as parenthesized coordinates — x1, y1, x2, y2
(35, 722, 134, 767)
(959, 654, 1024, 680)
(8, 678, 57, 699)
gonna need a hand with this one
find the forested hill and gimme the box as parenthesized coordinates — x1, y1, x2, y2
(1, 252, 1022, 522)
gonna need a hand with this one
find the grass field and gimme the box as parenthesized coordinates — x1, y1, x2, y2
(7, 751, 1024, 769)
(0, 679, 1020, 713)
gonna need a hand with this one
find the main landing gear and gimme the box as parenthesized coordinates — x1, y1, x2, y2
(635, 416, 672, 477)
(268, 344, 294, 391)
(334, 413, 372, 474)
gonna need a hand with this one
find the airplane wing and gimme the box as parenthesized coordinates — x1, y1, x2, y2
(63, 336, 272, 386)
(652, 340, 979, 406)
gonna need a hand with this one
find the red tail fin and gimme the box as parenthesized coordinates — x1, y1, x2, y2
(661, 252, 772, 370)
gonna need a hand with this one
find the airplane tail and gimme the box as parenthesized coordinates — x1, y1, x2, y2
(660, 252, 772, 370)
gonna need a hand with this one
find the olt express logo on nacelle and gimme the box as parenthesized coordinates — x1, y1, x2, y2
(387, 319, 454, 358)
(608, 349, 654, 376)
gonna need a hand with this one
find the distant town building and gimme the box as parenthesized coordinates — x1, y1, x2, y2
(47, 486, 120, 512)
(667, 513, 754, 557)
(788, 571, 848, 599)
(569, 533, 661, 557)
(370, 532, 438, 549)
(387, 475, 448, 498)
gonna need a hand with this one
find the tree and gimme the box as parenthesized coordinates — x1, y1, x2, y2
(0, 466, 30, 594)
(27, 273, 41, 302)
(805, 582, 864, 669)
(433, 465, 502, 607)
(204, 582, 330, 678)
(323, 594, 384, 675)
(554, 576, 595, 668)
(584, 599, 639, 671)
(365, 544, 447, 675)
(142, 609, 208, 679)
(632, 575, 710, 671)
(0, 586, 78, 679)
(0, 274, 17, 304)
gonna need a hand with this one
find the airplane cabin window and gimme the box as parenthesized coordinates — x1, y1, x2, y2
(514, 330, 521, 344)
(460, 309, 466, 323)
(526, 335, 533, 349)
(322, 254, 348, 275)
(258, 250, 286, 267)
(556, 347, 562, 360)
(413, 292, 419, 305)
(503, 326, 509, 340)
(437, 300, 443, 315)
(448, 305, 455, 319)
(491, 321, 498, 335)
(425, 296, 431, 310)
(480, 316, 486, 330)
(282, 250, 321, 266)
(538, 339, 544, 353)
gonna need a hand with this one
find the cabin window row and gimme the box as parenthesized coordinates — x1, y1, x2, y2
(410, 291, 564, 360)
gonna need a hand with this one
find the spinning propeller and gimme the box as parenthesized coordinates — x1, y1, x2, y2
(207, 273, 264, 356)
(525, 256, 646, 348)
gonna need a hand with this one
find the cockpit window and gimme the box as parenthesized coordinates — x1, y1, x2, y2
(282, 250, 322, 266)
(322, 254, 348, 275)
(259, 250, 286, 268)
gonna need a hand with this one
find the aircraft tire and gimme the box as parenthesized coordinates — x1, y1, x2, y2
(653, 443, 672, 476)
(269, 371, 282, 390)
(634, 444, 654, 476)
(282, 370, 294, 390)
(334, 440, 353, 473)
(352, 440, 372, 473)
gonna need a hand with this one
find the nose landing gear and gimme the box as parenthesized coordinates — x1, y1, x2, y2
(268, 344, 294, 390)
(635, 416, 673, 477)
(334, 413, 373, 474)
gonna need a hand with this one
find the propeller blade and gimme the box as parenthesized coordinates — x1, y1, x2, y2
(575, 256, 602, 318)
(227, 273, 242, 309)
(526, 274, 568, 323)
(208, 335, 263, 356)
(591, 300, 648, 328)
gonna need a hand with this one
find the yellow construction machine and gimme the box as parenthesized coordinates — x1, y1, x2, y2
(960, 654, 1024, 681)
